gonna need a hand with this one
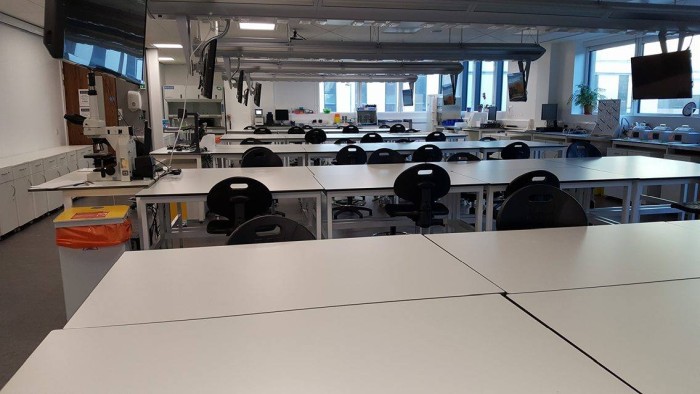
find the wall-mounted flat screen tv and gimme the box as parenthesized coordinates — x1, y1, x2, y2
(631, 50, 693, 100)
(507, 72, 527, 102)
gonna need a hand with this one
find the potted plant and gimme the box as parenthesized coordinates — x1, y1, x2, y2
(568, 84, 604, 115)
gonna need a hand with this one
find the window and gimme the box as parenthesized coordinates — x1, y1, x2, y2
(320, 82, 356, 112)
(385, 83, 398, 112)
(589, 43, 635, 114)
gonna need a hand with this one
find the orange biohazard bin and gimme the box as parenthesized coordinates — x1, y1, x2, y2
(54, 205, 131, 319)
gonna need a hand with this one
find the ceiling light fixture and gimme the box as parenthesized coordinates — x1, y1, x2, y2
(239, 22, 276, 31)
(158, 57, 175, 62)
(153, 43, 183, 49)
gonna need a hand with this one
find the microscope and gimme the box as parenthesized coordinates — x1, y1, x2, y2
(70, 72, 136, 182)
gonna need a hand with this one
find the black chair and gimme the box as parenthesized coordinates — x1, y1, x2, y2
(288, 126, 305, 134)
(412, 144, 443, 162)
(226, 215, 315, 245)
(342, 125, 360, 133)
(394, 138, 415, 143)
(379, 124, 390, 129)
(384, 163, 451, 231)
(447, 152, 481, 162)
(406, 128, 420, 133)
(333, 146, 372, 219)
(368, 148, 406, 164)
(389, 124, 406, 133)
(334, 138, 356, 145)
(479, 136, 497, 141)
(240, 147, 283, 168)
(240, 138, 270, 145)
(302, 125, 313, 130)
(496, 184, 588, 231)
(360, 132, 384, 143)
(425, 131, 447, 142)
(243, 125, 255, 130)
(253, 127, 272, 134)
(504, 170, 560, 198)
(305, 128, 327, 144)
(206, 177, 272, 235)
(566, 141, 603, 158)
(500, 141, 530, 160)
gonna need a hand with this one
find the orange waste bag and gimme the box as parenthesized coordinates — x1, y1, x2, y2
(56, 221, 131, 249)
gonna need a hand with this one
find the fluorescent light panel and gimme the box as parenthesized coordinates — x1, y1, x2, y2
(153, 43, 183, 49)
(158, 57, 175, 61)
(239, 22, 276, 31)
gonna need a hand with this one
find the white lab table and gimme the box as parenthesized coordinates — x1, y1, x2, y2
(427, 222, 700, 293)
(150, 145, 307, 168)
(512, 278, 700, 394)
(29, 168, 154, 209)
(66, 235, 501, 328)
(4, 296, 632, 393)
(666, 219, 700, 229)
(308, 162, 486, 238)
(135, 167, 323, 250)
(220, 131, 469, 144)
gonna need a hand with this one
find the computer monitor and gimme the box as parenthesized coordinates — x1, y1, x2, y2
(487, 106, 497, 122)
(541, 104, 558, 128)
(275, 109, 289, 122)
(402, 89, 413, 106)
(254, 109, 263, 116)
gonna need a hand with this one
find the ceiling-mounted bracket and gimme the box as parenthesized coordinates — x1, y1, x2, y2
(658, 29, 668, 53)
(518, 60, 531, 92)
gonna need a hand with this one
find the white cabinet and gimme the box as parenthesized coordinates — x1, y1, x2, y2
(44, 167, 63, 211)
(31, 172, 48, 219)
(78, 147, 93, 168)
(0, 181, 19, 236)
(14, 176, 34, 226)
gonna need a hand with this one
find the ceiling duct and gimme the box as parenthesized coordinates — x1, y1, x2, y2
(246, 73, 419, 83)
(215, 41, 546, 62)
(218, 60, 464, 75)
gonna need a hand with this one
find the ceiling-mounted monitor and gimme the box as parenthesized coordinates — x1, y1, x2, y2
(507, 72, 527, 102)
(199, 39, 217, 99)
(253, 82, 262, 107)
(237, 70, 245, 103)
(402, 89, 414, 106)
(631, 50, 693, 100)
(44, 0, 147, 84)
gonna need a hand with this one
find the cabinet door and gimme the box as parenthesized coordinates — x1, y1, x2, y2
(44, 167, 63, 211)
(14, 176, 35, 226)
(30, 172, 48, 218)
(0, 181, 19, 236)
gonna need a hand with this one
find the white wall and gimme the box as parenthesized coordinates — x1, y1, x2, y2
(0, 23, 66, 158)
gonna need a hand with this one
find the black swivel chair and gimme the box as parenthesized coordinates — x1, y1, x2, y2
(206, 177, 273, 235)
(368, 148, 406, 164)
(425, 131, 447, 142)
(447, 152, 481, 162)
(411, 144, 443, 162)
(240, 138, 270, 145)
(566, 141, 603, 158)
(243, 125, 255, 130)
(332, 145, 372, 219)
(496, 184, 588, 231)
(240, 147, 283, 168)
(493, 170, 561, 216)
(406, 128, 420, 133)
(305, 128, 327, 144)
(342, 125, 360, 133)
(480, 136, 497, 159)
(389, 124, 406, 133)
(500, 141, 531, 159)
(384, 163, 451, 233)
(288, 126, 305, 134)
(360, 132, 384, 143)
(302, 125, 313, 130)
(334, 138, 357, 145)
(226, 215, 315, 245)
(254, 127, 272, 134)
(379, 124, 390, 129)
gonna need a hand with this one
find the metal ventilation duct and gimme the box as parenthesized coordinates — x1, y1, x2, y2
(246, 73, 419, 83)
(218, 60, 464, 75)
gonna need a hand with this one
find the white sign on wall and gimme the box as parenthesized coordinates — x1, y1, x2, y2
(78, 89, 90, 107)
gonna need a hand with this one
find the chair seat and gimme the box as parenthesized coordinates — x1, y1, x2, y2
(385, 202, 449, 218)
(671, 201, 700, 215)
(206, 219, 234, 235)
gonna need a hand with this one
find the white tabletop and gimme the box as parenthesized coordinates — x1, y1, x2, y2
(547, 156, 700, 180)
(5, 296, 632, 393)
(308, 162, 483, 192)
(512, 279, 700, 394)
(0, 145, 90, 169)
(135, 167, 322, 197)
(221, 131, 468, 142)
(427, 222, 700, 293)
(666, 219, 700, 229)
(30, 169, 154, 192)
(151, 145, 308, 156)
(66, 235, 501, 328)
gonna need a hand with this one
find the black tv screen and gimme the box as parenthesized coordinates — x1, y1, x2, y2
(199, 39, 217, 99)
(402, 89, 414, 106)
(44, 0, 147, 85)
(507, 72, 527, 102)
(631, 50, 693, 100)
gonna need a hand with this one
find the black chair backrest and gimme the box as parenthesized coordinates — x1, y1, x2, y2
(240, 137, 270, 145)
(254, 127, 272, 134)
(406, 128, 420, 133)
(389, 124, 406, 133)
(360, 132, 384, 143)
(243, 125, 255, 130)
(226, 215, 315, 245)
(335, 145, 367, 165)
(305, 128, 327, 144)
(504, 170, 560, 198)
(368, 148, 406, 164)
(342, 125, 360, 133)
(334, 138, 357, 145)
(394, 138, 415, 143)
(288, 126, 305, 134)
(412, 144, 443, 162)
(302, 125, 313, 130)
(207, 177, 272, 228)
(500, 141, 530, 160)
(240, 147, 283, 168)
(566, 141, 603, 158)
(447, 152, 481, 162)
(425, 131, 447, 142)
(379, 124, 390, 129)
(496, 184, 588, 231)
(479, 136, 497, 141)
(393, 163, 451, 228)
